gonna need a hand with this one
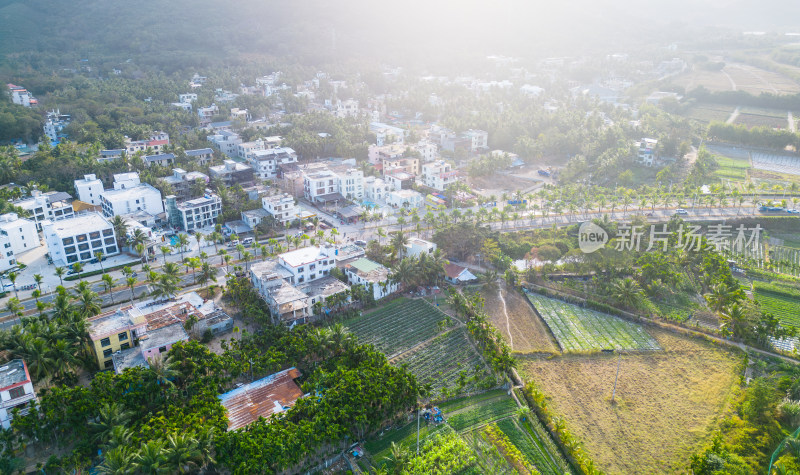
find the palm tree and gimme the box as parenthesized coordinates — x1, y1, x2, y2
(198, 262, 218, 298)
(194, 231, 204, 251)
(160, 245, 171, 266)
(719, 303, 748, 338)
(102, 274, 117, 304)
(111, 215, 128, 250)
(135, 243, 147, 270)
(704, 282, 738, 314)
(94, 250, 106, 274)
(175, 233, 190, 262)
(134, 440, 168, 474)
(242, 251, 252, 271)
(90, 404, 134, 440)
(209, 231, 221, 254)
(165, 432, 202, 474)
(33, 273, 43, 294)
(126, 276, 137, 303)
(148, 353, 181, 388)
(479, 270, 499, 291)
(611, 277, 644, 309)
(5, 297, 23, 318)
(7, 272, 18, 299)
(76, 287, 102, 318)
(97, 446, 135, 474)
(72, 262, 84, 281)
(54, 266, 66, 287)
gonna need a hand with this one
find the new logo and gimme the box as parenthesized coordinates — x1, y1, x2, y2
(578, 221, 608, 253)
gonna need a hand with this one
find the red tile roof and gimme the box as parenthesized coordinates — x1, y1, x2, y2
(444, 263, 467, 280)
(218, 368, 303, 431)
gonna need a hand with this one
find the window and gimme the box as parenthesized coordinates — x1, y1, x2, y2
(118, 332, 128, 341)
(62, 237, 74, 245)
(64, 246, 76, 255)
(158, 346, 167, 353)
(9, 386, 25, 399)
(78, 243, 89, 251)
(89, 231, 100, 239)
(103, 229, 113, 236)
(121, 343, 130, 350)
(104, 237, 115, 245)
(103, 349, 113, 358)
(106, 246, 117, 254)
(100, 337, 111, 347)
(104, 360, 113, 369)
(92, 240, 103, 249)
(76, 234, 87, 242)
(80, 252, 91, 260)
(67, 255, 78, 263)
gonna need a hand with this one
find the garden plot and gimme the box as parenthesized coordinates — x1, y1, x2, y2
(344, 298, 447, 357)
(752, 152, 800, 176)
(393, 328, 493, 396)
(525, 292, 660, 352)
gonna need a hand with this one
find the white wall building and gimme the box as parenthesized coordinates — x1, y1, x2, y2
(13, 191, 74, 231)
(43, 213, 119, 266)
(386, 189, 424, 209)
(8, 84, 35, 107)
(0, 360, 38, 429)
(404, 238, 436, 258)
(179, 93, 198, 104)
(0, 233, 16, 272)
(124, 132, 169, 155)
(412, 141, 438, 162)
(207, 131, 242, 157)
(164, 192, 222, 232)
(364, 176, 391, 203)
(100, 183, 164, 219)
(421, 160, 459, 191)
(344, 258, 397, 301)
(277, 246, 336, 285)
(334, 99, 360, 118)
(74, 174, 104, 206)
(463, 129, 488, 152)
(0, 213, 39, 255)
(369, 122, 405, 146)
(262, 194, 297, 225)
(247, 147, 298, 180)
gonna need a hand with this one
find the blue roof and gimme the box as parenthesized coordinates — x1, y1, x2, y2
(185, 148, 214, 156)
(144, 153, 175, 162)
(210, 121, 232, 128)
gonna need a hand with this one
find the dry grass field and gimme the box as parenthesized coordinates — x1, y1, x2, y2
(482, 284, 559, 354)
(671, 62, 800, 95)
(517, 329, 741, 475)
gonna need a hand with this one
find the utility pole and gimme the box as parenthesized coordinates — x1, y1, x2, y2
(611, 351, 621, 404)
(416, 407, 421, 455)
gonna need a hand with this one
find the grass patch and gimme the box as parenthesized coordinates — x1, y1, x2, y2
(448, 398, 518, 431)
(517, 328, 741, 474)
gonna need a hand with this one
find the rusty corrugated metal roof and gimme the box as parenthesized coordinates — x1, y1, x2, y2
(218, 367, 303, 431)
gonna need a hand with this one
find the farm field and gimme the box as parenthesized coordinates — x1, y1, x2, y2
(344, 298, 447, 357)
(365, 391, 571, 474)
(754, 284, 800, 329)
(684, 103, 735, 123)
(734, 112, 789, 129)
(517, 328, 741, 474)
(525, 292, 660, 352)
(671, 62, 800, 95)
(714, 155, 751, 181)
(482, 284, 559, 354)
(393, 327, 494, 397)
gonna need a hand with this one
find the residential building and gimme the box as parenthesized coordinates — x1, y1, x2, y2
(303, 169, 339, 204)
(237, 139, 266, 160)
(364, 176, 391, 203)
(164, 192, 222, 231)
(100, 182, 164, 219)
(369, 122, 405, 146)
(247, 147, 298, 180)
(0, 233, 16, 272)
(42, 213, 119, 266)
(74, 174, 104, 206)
(8, 84, 35, 107)
(171, 102, 192, 112)
(334, 99, 360, 118)
(422, 160, 458, 191)
(160, 168, 209, 201)
(0, 213, 39, 255)
(125, 132, 169, 155)
(207, 130, 242, 157)
(89, 293, 232, 370)
(412, 141, 438, 162)
(277, 246, 336, 285)
(368, 143, 405, 165)
(241, 208, 272, 229)
(218, 368, 303, 431)
(179, 93, 198, 104)
(262, 193, 297, 225)
(297, 276, 350, 310)
(404, 238, 436, 258)
(384, 170, 415, 191)
(43, 109, 71, 142)
(214, 89, 239, 103)
(13, 190, 74, 231)
(230, 107, 248, 121)
(383, 156, 419, 176)
(463, 130, 488, 152)
(112, 172, 141, 190)
(441, 136, 472, 155)
(185, 148, 215, 166)
(209, 160, 255, 187)
(343, 258, 397, 301)
(0, 360, 38, 429)
(337, 168, 365, 200)
(386, 189, 423, 209)
(444, 263, 477, 284)
(197, 104, 219, 126)
(520, 84, 545, 97)
(143, 153, 175, 168)
(636, 138, 658, 166)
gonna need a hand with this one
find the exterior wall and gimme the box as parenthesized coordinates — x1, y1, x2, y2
(0, 234, 16, 272)
(263, 195, 297, 224)
(75, 175, 104, 206)
(0, 215, 40, 255)
(345, 271, 397, 301)
(173, 196, 223, 231)
(100, 185, 164, 218)
(43, 216, 120, 267)
(0, 380, 36, 429)
(91, 328, 136, 369)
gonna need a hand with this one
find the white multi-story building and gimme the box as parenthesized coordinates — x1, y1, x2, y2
(0, 233, 16, 272)
(164, 192, 222, 232)
(42, 213, 119, 266)
(124, 132, 169, 155)
(386, 189, 424, 209)
(364, 176, 391, 203)
(100, 183, 164, 219)
(276, 246, 336, 285)
(343, 258, 397, 301)
(636, 138, 658, 166)
(0, 213, 39, 255)
(74, 174, 105, 206)
(43, 109, 70, 142)
(369, 122, 405, 146)
(303, 166, 364, 203)
(8, 84, 35, 107)
(185, 148, 215, 166)
(463, 129, 488, 152)
(237, 139, 266, 160)
(13, 191, 74, 231)
(262, 194, 297, 225)
(367, 143, 405, 165)
(198, 104, 219, 126)
(404, 238, 436, 258)
(112, 172, 141, 190)
(179, 93, 198, 104)
(247, 147, 298, 180)
(207, 130, 242, 157)
(422, 160, 459, 191)
(338, 169, 364, 200)
(334, 99, 360, 118)
(0, 360, 38, 429)
(412, 141, 438, 162)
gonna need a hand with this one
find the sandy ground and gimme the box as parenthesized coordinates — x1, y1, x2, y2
(482, 283, 558, 354)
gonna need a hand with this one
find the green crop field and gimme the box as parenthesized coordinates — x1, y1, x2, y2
(684, 104, 735, 123)
(393, 328, 493, 396)
(714, 155, 751, 181)
(525, 292, 660, 352)
(344, 298, 447, 356)
(754, 283, 800, 329)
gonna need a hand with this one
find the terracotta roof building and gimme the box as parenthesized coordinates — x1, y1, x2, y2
(218, 367, 303, 431)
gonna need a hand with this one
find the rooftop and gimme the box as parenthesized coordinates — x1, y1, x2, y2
(42, 212, 113, 237)
(46, 191, 73, 203)
(271, 281, 310, 306)
(297, 275, 350, 299)
(250, 259, 293, 281)
(139, 323, 189, 352)
(347, 258, 390, 283)
(144, 153, 175, 163)
(242, 208, 271, 219)
(177, 193, 220, 209)
(185, 148, 214, 156)
(0, 359, 29, 389)
(218, 367, 303, 431)
(279, 246, 329, 268)
(88, 305, 145, 340)
(112, 347, 148, 374)
(101, 183, 161, 201)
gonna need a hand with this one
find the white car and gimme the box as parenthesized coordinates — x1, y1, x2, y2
(674, 209, 688, 215)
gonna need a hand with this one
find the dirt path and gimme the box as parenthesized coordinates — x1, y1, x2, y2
(726, 106, 740, 124)
(498, 286, 514, 350)
(722, 69, 737, 91)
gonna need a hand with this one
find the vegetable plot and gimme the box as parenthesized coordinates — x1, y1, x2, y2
(525, 292, 660, 352)
(345, 298, 447, 357)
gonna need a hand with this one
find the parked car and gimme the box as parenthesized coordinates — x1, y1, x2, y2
(787, 209, 799, 214)
(354, 239, 367, 247)
(674, 209, 688, 215)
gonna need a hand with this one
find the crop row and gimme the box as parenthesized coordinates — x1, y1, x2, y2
(527, 293, 659, 352)
(496, 418, 562, 475)
(346, 299, 447, 355)
(755, 292, 800, 328)
(448, 398, 519, 431)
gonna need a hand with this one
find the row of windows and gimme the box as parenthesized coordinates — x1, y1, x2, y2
(62, 229, 113, 246)
(100, 331, 129, 347)
(103, 342, 130, 358)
